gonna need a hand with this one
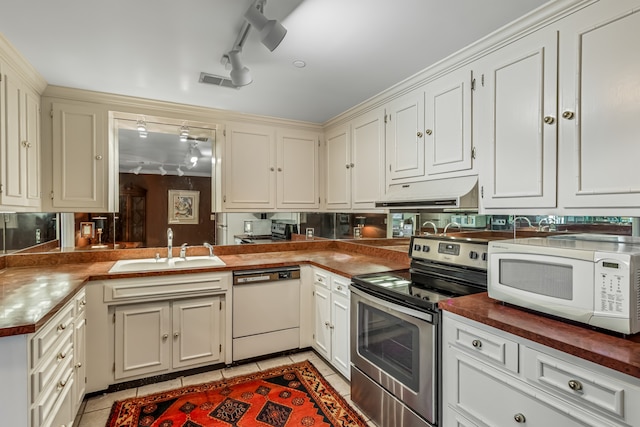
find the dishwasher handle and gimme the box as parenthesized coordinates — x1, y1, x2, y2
(233, 266, 300, 284)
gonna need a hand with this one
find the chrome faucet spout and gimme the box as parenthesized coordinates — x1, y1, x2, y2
(421, 221, 438, 235)
(180, 243, 188, 259)
(204, 242, 214, 257)
(443, 222, 461, 235)
(513, 216, 533, 228)
(167, 228, 173, 259)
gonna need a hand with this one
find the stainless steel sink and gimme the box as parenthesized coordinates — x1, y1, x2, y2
(109, 256, 226, 273)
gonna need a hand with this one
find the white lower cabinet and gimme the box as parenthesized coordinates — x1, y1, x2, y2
(86, 273, 230, 392)
(115, 296, 223, 380)
(443, 311, 640, 427)
(312, 268, 350, 379)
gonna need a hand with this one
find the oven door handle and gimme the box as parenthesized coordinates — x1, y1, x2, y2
(350, 287, 435, 324)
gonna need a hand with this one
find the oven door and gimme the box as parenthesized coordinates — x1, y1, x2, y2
(350, 286, 437, 425)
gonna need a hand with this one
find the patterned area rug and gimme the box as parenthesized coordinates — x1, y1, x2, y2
(106, 360, 368, 427)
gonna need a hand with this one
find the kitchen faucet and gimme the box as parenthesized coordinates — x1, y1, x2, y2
(513, 216, 533, 228)
(537, 218, 556, 232)
(422, 221, 438, 235)
(180, 243, 188, 259)
(204, 242, 214, 257)
(167, 228, 173, 259)
(443, 222, 461, 235)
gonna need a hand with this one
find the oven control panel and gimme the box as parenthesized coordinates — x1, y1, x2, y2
(409, 236, 488, 270)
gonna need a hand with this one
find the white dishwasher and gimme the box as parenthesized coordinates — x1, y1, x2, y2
(232, 266, 301, 361)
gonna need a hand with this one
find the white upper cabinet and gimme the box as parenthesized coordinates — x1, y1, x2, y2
(325, 108, 384, 210)
(325, 125, 351, 210)
(558, 0, 640, 212)
(424, 66, 474, 177)
(0, 61, 41, 210)
(351, 108, 384, 209)
(223, 124, 276, 210)
(223, 124, 320, 211)
(477, 28, 558, 210)
(385, 90, 425, 183)
(50, 101, 114, 211)
(276, 129, 320, 210)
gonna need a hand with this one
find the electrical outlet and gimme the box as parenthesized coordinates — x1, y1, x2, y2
(494, 219, 506, 226)
(35, 229, 41, 244)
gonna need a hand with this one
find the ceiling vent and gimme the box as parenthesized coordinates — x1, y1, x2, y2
(198, 72, 238, 89)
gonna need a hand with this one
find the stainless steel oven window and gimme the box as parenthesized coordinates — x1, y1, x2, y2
(499, 259, 573, 299)
(357, 301, 420, 392)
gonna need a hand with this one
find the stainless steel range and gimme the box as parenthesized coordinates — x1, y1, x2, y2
(350, 234, 493, 427)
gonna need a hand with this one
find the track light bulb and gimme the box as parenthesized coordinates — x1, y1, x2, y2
(159, 166, 167, 176)
(228, 50, 252, 87)
(177, 166, 184, 176)
(244, 5, 287, 52)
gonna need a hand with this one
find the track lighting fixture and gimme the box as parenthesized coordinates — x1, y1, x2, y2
(132, 165, 142, 175)
(176, 166, 184, 176)
(244, 2, 287, 52)
(228, 50, 252, 87)
(159, 165, 167, 176)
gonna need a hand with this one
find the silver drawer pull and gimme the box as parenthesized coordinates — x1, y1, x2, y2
(324, 321, 330, 327)
(471, 339, 482, 349)
(336, 285, 343, 291)
(514, 413, 526, 423)
(568, 379, 583, 391)
(75, 362, 82, 369)
(57, 379, 67, 390)
(329, 324, 335, 329)
(174, 332, 180, 338)
(57, 323, 67, 332)
(57, 352, 67, 361)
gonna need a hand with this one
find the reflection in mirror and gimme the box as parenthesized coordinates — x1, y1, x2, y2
(0, 213, 57, 254)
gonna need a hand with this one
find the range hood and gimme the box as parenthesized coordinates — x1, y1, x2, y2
(376, 175, 478, 211)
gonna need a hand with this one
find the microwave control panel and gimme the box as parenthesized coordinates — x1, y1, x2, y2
(594, 252, 632, 318)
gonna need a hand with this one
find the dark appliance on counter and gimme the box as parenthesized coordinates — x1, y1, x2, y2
(350, 234, 495, 427)
(237, 222, 298, 244)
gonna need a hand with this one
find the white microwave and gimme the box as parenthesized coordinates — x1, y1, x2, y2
(488, 234, 640, 335)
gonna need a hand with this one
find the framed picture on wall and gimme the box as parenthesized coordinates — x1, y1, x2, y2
(168, 190, 199, 224)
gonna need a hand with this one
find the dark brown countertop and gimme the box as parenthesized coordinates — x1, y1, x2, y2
(439, 293, 640, 380)
(0, 240, 410, 337)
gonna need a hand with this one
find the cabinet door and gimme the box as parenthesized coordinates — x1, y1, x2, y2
(172, 297, 222, 369)
(313, 284, 331, 361)
(51, 102, 110, 210)
(559, 2, 640, 210)
(385, 90, 425, 182)
(479, 29, 558, 209)
(0, 63, 26, 207)
(276, 130, 320, 209)
(72, 310, 86, 413)
(351, 109, 384, 209)
(223, 125, 275, 209)
(424, 67, 473, 177)
(114, 302, 171, 380)
(325, 125, 351, 210)
(330, 292, 350, 379)
(24, 87, 40, 206)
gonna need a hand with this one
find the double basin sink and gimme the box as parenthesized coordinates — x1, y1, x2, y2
(109, 255, 226, 273)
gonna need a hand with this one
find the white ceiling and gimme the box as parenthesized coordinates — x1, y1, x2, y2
(1, 0, 549, 124)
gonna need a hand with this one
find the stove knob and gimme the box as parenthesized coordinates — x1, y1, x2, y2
(413, 244, 421, 252)
(482, 253, 488, 261)
(469, 251, 479, 260)
(422, 245, 430, 252)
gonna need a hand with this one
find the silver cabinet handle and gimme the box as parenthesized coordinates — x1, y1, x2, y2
(277, 167, 282, 172)
(162, 334, 169, 340)
(345, 164, 350, 169)
(75, 362, 82, 369)
(562, 110, 575, 120)
(336, 285, 343, 291)
(174, 332, 180, 338)
(57, 323, 66, 332)
(425, 129, 433, 135)
(270, 167, 275, 171)
(543, 116, 555, 124)
(350, 163, 354, 168)
(324, 321, 330, 327)
(514, 413, 526, 423)
(417, 131, 423, 138)
(57, 378, 68, 391)
(57, 352, 67, 361)
(95, 155, 103, 160)
(471, 339, 482, 349)
(568, 379, 583, 391)
(329, 324, 335, 329)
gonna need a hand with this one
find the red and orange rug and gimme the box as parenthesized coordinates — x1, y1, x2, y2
(106, 360, 368, 427)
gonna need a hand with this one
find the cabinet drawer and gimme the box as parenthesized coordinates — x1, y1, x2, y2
(521, 346, 640, 424)
(452, 350, 602, 427)
(331, 276, 350, 297)
(446, 316, 518, 372)
(32, 357, 74, 427)
(313, 270, 330, 289)
(31, 301, 75, 369)
(31, 335, 73, 402)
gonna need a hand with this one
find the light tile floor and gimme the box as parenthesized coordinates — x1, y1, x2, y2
(75, 351, 375, 426)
